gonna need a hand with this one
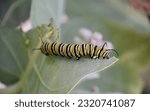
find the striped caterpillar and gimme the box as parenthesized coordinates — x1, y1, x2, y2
(34, 41, 118, 60)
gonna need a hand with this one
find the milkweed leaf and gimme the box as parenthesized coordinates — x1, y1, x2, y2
(0, 28, 28, 85)
(21, 24, 118, 93)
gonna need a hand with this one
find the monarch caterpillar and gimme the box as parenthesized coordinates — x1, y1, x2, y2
(33, 41, 118, 60)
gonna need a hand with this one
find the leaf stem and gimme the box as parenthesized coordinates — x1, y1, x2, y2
(16, 30, 55, 93)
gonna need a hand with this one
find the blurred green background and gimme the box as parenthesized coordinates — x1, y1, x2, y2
(0, 0, 150, 93)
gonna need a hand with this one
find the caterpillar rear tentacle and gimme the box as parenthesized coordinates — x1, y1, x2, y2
(106, 49, 119, 58)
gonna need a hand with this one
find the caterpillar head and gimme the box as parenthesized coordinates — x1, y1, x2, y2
(40, 42, 49, 55)
(32, 41, 49, 55)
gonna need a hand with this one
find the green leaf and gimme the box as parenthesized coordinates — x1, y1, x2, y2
(30, 0, 65, 28)
(64, 19, 150, 94)
(20, 24, 118, 93)
(26, 56, 118, 93)
(61, 0, 150, 93)
(0, 28, 28, 85)
(71, 62, 143, 94)
(0, 26, 118, 94)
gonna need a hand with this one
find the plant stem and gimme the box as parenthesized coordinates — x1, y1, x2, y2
(15, 30, 55, 93)
(0, 23, 57, 93)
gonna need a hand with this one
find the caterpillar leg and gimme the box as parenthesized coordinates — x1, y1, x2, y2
(92, 56, 98, 59)
(76, 57, 80, 60)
